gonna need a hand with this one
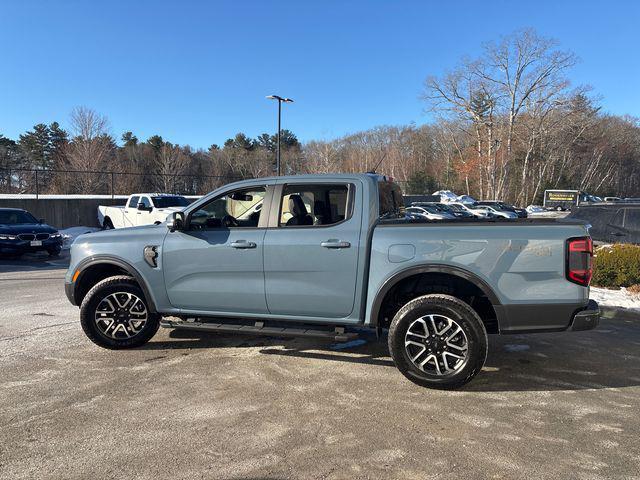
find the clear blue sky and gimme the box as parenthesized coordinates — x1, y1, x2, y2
(1, 0, 639, 149)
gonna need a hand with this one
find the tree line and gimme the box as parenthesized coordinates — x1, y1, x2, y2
(1, 29, 639, 204)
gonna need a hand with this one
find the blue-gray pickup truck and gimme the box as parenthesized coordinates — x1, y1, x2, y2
(65, 173, 599, 389)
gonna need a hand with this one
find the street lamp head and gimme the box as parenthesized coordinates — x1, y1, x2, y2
(266, 94, 294, 103)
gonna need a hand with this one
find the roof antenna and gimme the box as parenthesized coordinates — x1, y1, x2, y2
(368, 151, 387, 174)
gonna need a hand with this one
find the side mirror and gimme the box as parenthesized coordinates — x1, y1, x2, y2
(38, 218, 45, 224)
(167, 211, 185, 232)
(137, 202, 151, 211)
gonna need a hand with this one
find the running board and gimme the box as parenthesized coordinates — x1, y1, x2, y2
(160, 319, 358, 342)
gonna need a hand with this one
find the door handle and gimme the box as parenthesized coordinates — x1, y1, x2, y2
(230, 240, 257, 249)
(320, 240, 351, 249)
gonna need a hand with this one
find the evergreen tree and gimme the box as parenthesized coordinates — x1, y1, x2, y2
(18, 123, 53, 170)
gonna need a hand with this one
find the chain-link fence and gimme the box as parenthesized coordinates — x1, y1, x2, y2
(0, 168, 244, 198)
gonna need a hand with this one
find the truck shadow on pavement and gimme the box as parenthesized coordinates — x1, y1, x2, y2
(145, 310, 640, 392)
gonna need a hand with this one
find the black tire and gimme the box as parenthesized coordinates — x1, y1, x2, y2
(388, 294, 487, 390)
(102, 218, 114, 230)
(80, 275, 160, 349)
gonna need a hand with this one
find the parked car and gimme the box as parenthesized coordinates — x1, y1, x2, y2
(98, 194, 191, 229)
(0, 208, 63, 257)
(568, 204, 640, 244)
(448, 202, 490, 218)
(66, 173, 599, 389)
(433, 202, 475, 219)
(477, 201, 528, 218)
(526, 205, 547, 214)
(406, 204, 456, 220)
(470, 205, 517, 219)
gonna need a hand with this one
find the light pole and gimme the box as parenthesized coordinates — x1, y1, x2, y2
(266, 95, 293, 175)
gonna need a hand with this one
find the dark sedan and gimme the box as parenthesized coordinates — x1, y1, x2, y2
(0, 208, 63, 257)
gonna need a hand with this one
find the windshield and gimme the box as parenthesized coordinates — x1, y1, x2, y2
(152, 196, 190, 208)
(0, 210, 38, 224)
(448, 204, 465, 212)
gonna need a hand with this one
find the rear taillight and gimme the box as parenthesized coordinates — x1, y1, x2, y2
(566, 236, 593, 286)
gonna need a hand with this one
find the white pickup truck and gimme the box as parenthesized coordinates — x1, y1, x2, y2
(98, 194, 191, 229)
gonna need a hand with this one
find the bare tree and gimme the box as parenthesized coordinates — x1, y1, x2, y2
(64, 107, 114, 193)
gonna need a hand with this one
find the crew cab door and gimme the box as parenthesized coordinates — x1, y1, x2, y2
(122, 195, 139, 228)
(135, 196, 153, 226)
(162, 184, 272, 314)
(263, 181, 362, 319)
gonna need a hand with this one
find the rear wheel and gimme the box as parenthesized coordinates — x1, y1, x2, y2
(388, 294, 487, 389)
(80, 276, 160, 349)
(102, 218, 114, 230)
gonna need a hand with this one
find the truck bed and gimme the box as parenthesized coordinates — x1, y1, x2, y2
(367, 217, 591, 332)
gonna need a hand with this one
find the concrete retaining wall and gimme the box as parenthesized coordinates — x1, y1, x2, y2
(0, 197, 125, 228)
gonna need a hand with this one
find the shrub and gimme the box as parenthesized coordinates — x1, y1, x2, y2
(591, 244, 640, 288)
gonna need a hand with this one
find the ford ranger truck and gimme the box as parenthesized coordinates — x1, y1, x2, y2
(65, 173, 599, 389)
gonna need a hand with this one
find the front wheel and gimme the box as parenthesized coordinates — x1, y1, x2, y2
(80, 276, 160, 349)
(388, 294, 488, 389)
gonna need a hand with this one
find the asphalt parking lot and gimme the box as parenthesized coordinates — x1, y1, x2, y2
(1, 253, 639, 479)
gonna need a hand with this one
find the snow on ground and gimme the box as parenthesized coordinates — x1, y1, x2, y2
(60, 226, 100, 249)
(590, 287, 640, 312)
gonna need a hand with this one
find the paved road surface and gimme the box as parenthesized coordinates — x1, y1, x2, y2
(1, 254, 639, 479)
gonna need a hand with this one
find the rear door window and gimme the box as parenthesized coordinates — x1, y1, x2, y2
(378, 181, 405, 218)
(279, 184, 350, 227)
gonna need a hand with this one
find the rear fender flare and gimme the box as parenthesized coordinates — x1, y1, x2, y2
(368, 264, 502, 327)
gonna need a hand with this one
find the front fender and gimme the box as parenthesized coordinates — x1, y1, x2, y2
(67, 255, 158, 312)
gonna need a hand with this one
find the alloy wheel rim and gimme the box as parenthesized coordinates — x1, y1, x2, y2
(404, 314, 469, 376)
(94, 292, 148, 339)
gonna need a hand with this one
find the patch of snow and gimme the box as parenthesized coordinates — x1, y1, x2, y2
(432, 190, 478, 205)
(433, 190, 459, 202)
(526, 205, 546, 213)
(60, 226, 100, 249)
(590, 287, 640, 312)
(455, 194, 477, 205)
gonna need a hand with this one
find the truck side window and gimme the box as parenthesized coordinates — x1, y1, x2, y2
(189, 187, 266, 229)
(128, 196, 140, 208)
(279, 184, 350, 227)
(139, 197, 152, 209)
